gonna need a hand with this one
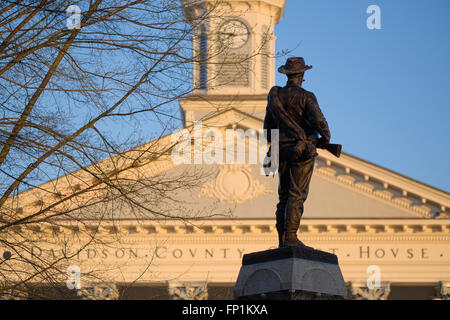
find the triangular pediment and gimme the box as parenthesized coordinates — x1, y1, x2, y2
(9, 110, 449, 222)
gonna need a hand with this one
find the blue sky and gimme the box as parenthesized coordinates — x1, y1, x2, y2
(274, 0, 450, 192)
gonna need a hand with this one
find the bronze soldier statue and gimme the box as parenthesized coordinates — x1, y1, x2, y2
(264, 57, 341, 248)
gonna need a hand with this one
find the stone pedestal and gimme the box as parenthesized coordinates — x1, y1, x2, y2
(234, 246, 347, 300)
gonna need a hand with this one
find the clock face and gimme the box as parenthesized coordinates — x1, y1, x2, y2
(218, 20, 249, 49)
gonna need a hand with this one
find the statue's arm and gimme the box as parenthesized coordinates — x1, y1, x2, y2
(263, 91, 276, 144)
(305, 92, 331, 143)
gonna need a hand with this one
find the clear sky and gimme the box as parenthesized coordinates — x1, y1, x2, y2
(273, 0, 450, 192)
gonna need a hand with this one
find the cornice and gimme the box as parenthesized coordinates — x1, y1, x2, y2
(314, 151, 450, 219)
(181, 1, 286, 25)
(180, 94, 267, 102)
(319, 151, 449, 204)
(14, 219, 450, 238)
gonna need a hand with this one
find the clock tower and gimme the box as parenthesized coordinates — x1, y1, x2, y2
(180, 0, 286, 126)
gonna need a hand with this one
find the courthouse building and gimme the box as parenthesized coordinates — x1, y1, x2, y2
(2, 0, 449, 300)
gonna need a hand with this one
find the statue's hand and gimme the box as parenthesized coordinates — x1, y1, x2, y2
(317, 136, 329, 148)
(293, 141, 306, 158)
(263, 154, 271, 176)
(294, 141, 317, 160)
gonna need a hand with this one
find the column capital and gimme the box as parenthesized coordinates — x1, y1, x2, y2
(434, 281, 450, 300)
(0, 285, 29, 300)
(168, 281, 208, 300)
(77, 282, 119, 300)
(347, 281, 391, 300)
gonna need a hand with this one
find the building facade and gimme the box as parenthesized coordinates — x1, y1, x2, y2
(2, 0, 449, 300)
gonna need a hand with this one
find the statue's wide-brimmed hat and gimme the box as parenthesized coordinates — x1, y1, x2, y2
(278, 57, 312, 75)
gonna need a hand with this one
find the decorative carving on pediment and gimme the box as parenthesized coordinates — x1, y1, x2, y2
(168, 281, 208, 300)
(347, 282, 391, 300)
(200, 164, 271, 203)
(77, 282, 119, 300)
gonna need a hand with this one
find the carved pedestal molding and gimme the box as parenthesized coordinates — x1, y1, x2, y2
(434, 281, 450, 300)
(347, 281, 391, 300)
(77, 282, 119, 300)
(168, 281, 208, 300)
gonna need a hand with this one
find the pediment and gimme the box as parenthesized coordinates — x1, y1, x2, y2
(145, 162, 444, 220)
(8, 110, 450, 222)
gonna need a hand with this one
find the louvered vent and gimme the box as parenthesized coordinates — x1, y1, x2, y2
(260, 40, 270, 89)
(199, 25, 208, 90)
(216, 51, 250, 87)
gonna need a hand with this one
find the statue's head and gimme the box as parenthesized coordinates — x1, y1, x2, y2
(278, 57, 312, 76)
